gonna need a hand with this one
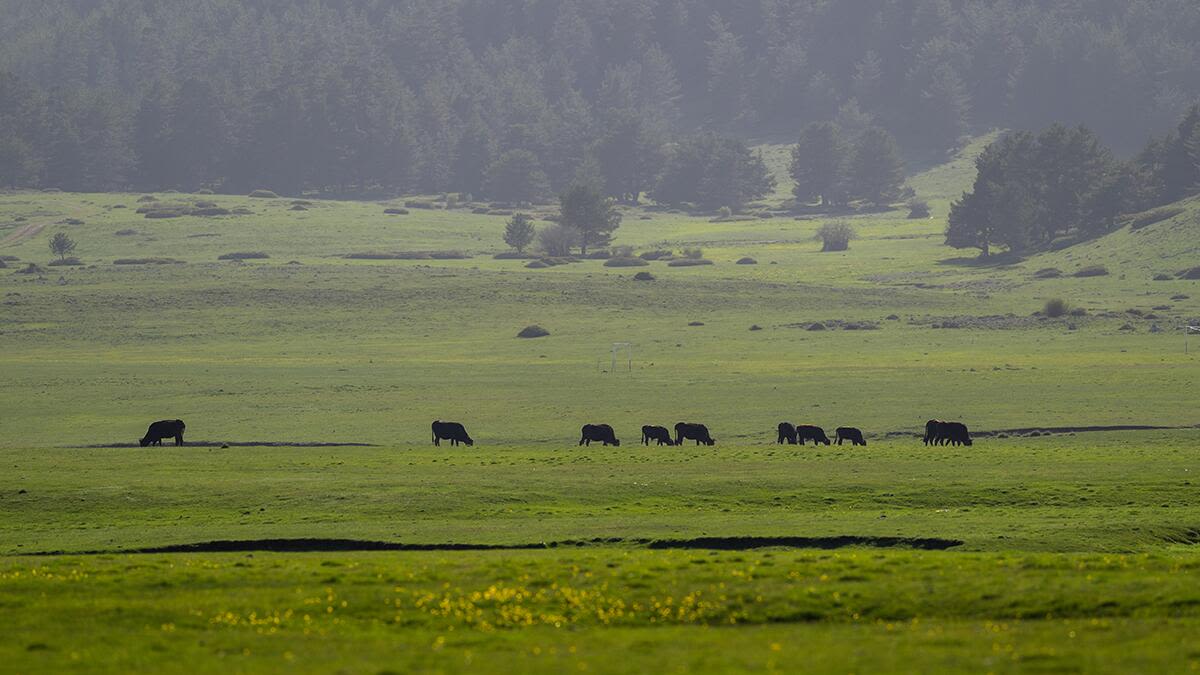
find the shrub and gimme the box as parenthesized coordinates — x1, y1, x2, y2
(639, 250, 673, 261)
(1069, 307, 1088, 317)
(404, 200, 437, 209)
(1043, 298, 1069, 317)
(736, 257, 757, 265)
(291, 200, 313, 207)
(525, 260, 549, 269)
(537, 224, 577, 257)
(667, 258, 714, 267)
(472, 207, 490, 214)
(194, 200, 218, 208)
(384, 208, 409, 215)
(907, 198, 931, 219)
(49, 231, 76, 262)
(344, 251, 468, 260)
(248, 189, 279, 198)
(815, 221, 856, 252)
(218, 252, 269, 260)
(47, 257, 82, 266)
(188, 207, 231, 216)
(682, 247, 703, 259)
(604, 257, 649, 267)
(717, 206, 733, 219)
(1073, 265, 1109, 278)
(113, 258, 184, 265)
(807, 322, 827, 331)
(517, 325, 550, 338)
(1178, 266, 1200, 280)
(1153, 273, 1173, 281)
(17, 263, 45, 274)
(611, 245, 634, 258)
(1125, 206, 1185, 231)
(144, 210, 183, 219)
(633, 271, 655, 281)
(1033, 268, 1063, 279)
(750, 324, 762, 331)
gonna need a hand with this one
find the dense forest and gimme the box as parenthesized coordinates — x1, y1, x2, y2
(1, 0, 1199, 200)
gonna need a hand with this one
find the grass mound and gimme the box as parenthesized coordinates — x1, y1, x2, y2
(48, 257, 82, 266)
(113, 258, 185, 265)
(736, 257, 757, 265)
(218, 252, 270, 261)
(668, 258, 715, 267)
(248, 189, 279, 199)
(604, 257, 649, 267)
(1074, 265, 1109, 278)
(633, 271, 655, 281)
(1033, 267, 1062, 279)
(1177, 266, 1200, 280)
(344, 251, 469, 260)
(517, 325, 549, 338)
(384, 208, 409, 215)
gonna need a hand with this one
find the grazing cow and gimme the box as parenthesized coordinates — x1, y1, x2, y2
(924, 419, 945, 446)
(674, 422, 715, 446)
(777, 422, 798, 445)
(580, 424, 620, 447)
(642, 425, 674, 446)
(432, 420, 474, 447)
(140, 419, 186, 447)
(943, 421, 972, 446)
(835, 427, 867, 446)
(795, 425, 831, 446)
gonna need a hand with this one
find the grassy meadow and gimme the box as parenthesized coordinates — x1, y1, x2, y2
(2, 138, 1200, 672)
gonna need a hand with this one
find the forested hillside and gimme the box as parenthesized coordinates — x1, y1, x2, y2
(1, 0, 1199, 197)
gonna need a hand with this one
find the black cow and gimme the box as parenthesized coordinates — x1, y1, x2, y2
(777, 422, 798, 444)
(835, 427, 866, 446)
(432, 420, 474, 446)
(675, 422, 715, 446)
(924, 419, 944, 446)
(580, 424, 620, 446)
(642, 425, 674, 446)
(140, 419, 185, 447)
(942, 421, 973, 446)
(795, 424, 831, 446)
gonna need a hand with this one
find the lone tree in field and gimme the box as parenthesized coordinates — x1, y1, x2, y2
(503, 213, 535, 254)
(49, 232, 76, 261)
(815, 221, 856, 252)
(558, 181, 622, 256)
(790, 122, 846, 207)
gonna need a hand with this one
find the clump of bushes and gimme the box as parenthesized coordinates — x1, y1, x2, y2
(517, 325, 549, 338)
(604, 257, 649, 267)
(47, 257, 82, 267)
(1178, 266, 1200, 280)
(668, 258, 714, 267)
(633, 271, 655, 281)
(218, 252, 270, 260)
(736, 257, 757, 265)
(114, 258, 185, 265)
(1043, 298, 1069, 318)
(815, 221, 856, 252)
(907, 198, 931, 219)
(1033, 268, 1063, 279)
(384, 208, 409, 215)
(1073, 265, 1109, 278)
(290, 205, 307, 211)
(248, 189, 279, 198)
(639, 250, 673, 261)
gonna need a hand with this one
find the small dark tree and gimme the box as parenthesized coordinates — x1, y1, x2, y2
(49, 232, 76, 261)
(848, 127, 905, 205)
(790, 122, 846, 207)
(537, 224, 577, 257)
(815, 221, 856, 252)
(558, 182, 622, 255)
(503, 213, 535, 254)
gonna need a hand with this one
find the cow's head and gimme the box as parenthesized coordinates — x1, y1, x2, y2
(963, 438, 973, 446)
(464, 439, 474, 446)
(139, 437, 151, 447)
(612, 439, 621, 447)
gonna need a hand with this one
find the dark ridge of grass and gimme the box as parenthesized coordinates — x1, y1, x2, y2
(74, 441, 378, 448)
(25, 534, 965, 556)
(882, 424, 1194, 439)
(218, 251, 270, 260)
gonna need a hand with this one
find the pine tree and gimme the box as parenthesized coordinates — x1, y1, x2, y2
(503, 213, 535, 254)
(558, 181, 621, 255)
(790, 122, 846, 207)
(848, 127, 905, 205)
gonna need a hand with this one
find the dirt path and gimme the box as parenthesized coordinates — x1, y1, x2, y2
(0, 221, 45, 248)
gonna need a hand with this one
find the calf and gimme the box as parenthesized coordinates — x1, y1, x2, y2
(675, 422, 715, 446)
(795, 425, 831, 446)
(140, 419, 186, 447)
(642, 425, 674, 446)
(835, 427, 866, 446)
(580, 424, 620, 447)
(432, 420, 474, 447)
(777, 422, 798, 444)
(943, 421, 972, 446)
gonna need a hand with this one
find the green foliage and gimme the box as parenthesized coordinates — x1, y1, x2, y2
(558, 182, 622, 255)
(503, 213, 535, 254)
(849, 127, 905, 205)
(1043, 298, 1069, 317)
(536, 223, 577, 257)
(48, 231, 76, 261)
(815, 222, 856, 252)
(485, 150, 550, 204)
(791, 122, 847, 206)
(653, 133, 775, 210)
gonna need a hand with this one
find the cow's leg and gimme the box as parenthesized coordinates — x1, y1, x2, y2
(175, 434, 183, 446)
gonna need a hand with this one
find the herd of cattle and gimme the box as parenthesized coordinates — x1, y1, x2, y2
(139, 418, 974, 448)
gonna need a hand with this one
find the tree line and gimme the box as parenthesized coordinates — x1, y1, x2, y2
(946, 106, 1200, 256)
(1, 0, 1199, 200)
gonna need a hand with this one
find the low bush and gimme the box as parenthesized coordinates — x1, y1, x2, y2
(815, 221, 856, 252)
(907, 198, 931, 219)
(189, 207, 231, 217)
(195, 188, 214, 195)
(736, 257, 757, 265)
(682, 247, 703, 260)
(633, 271, 655, 281)
(404, 200, 437, 209)
(344, 251, 469, 260)
(611, 245, 634, 258)
(144, 210, 183, 219)
(1043, 298, 1069, 318)
(289, 205, 307, 211)
(248, 189, 279, 198)
(1178, 266, 1200, 280)
(47, 257, 82, 266)
(113, 258, 185, 265)
(384, 208, 409, 215)
(16, 263, 44, 274)
(667, 258, 714, 267)
(0, 259, 6, 268)
(517, 325, 549, 338)
(1073, 265, 1109, 278)
(639, 250, 673, 261)
(604, 257, 649, 267)
(1033, 268, 1063, 279)
(218, 252, 269, 260)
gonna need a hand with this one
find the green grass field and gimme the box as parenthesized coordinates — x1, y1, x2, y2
(2, 139, 1199, 672)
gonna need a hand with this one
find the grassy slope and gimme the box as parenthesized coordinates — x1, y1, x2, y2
(3, 137, 1200, 672)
